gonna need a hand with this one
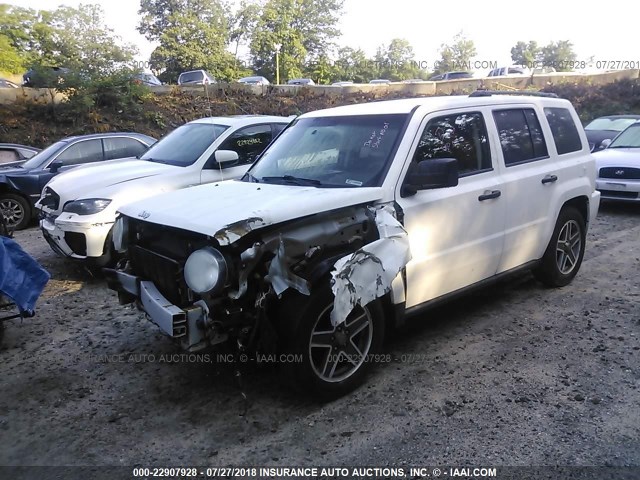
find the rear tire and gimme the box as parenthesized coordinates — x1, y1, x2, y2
(278, 284, 385, 399)
(533, 206, 586, 287)
(0, 193, 31, 231)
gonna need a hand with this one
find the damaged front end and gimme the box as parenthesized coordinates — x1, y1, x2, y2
(105, 202, 411, 370)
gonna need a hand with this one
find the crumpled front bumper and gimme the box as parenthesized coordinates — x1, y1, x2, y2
(40, 212, 113, 259)
(104, 269, 210, 352)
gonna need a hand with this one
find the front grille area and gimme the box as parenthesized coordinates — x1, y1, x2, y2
(130, 245, 189, 306)
(599, 167, 640, 179)
(40, 187, 60, 210)
(599, 189, 639, 199)
(65, 232, 86, 256)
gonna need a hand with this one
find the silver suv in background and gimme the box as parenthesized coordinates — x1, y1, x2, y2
(178, 70, 215, 86)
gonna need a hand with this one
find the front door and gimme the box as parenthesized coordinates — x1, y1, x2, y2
(396, 109, 506, 308)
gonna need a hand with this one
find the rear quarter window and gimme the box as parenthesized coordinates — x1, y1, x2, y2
(544, 107, 583, 154)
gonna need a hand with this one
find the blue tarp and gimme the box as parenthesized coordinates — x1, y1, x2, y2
(0, 236, 50, 315)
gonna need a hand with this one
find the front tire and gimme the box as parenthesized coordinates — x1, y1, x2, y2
(0, 193, 31, 230)
(534, 206, 586, 287)
(279, 285, 385, 399)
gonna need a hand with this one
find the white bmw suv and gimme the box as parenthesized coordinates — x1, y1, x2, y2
(36, 115, 292, 267)
(106, 92, 600, 397)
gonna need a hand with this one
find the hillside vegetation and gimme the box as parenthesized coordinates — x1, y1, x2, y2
(1, 79, 639, 148)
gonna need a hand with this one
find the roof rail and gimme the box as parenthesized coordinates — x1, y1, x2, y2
(469, 90, 559, 98)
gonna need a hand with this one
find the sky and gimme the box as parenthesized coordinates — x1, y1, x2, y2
(5, 0, 638, 72)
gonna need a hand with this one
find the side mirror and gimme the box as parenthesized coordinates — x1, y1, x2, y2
(49, 160, 63, 173)
(599, 139, 612, 150)
(401, 158, 459, 197)
(205, 150, 240, 169)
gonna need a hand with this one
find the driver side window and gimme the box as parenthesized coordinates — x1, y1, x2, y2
(413, 112, 492, 176)
(55, 139, 104, 166)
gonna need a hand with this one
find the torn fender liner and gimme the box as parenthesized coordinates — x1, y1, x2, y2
(330, 205, 411, 326)
(267, 237, 311, 296)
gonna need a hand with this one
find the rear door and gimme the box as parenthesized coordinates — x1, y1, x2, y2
(396, 108, 506, 308)
(490, 104, 585, 273)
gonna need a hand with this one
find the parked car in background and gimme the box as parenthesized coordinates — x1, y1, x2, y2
(0, 144, 41, 167)
(22, 67, 72, 87)
(0, 133, 156, 230)
(584, 115, 640, 152)
(238, 76, 270, 85)
(593, 121, 640, 202)
(105, 92, 598, 397)
(132, 73, 162, 86)
(287, 78, 315, 86)
(37, 115, 292, 267)
(369, 79, 391, 84)
(402, 79, 426, 84)
(429, 71, 473, 81)
(177, 70, 215, 86)
(487, 66, 530, 77)
(0, 79, 20, 88)
(332, 81, 354, 86)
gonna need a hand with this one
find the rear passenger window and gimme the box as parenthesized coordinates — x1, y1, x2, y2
(544, 107, 582, 154)
(103, 138, 149, 160)
(413, 112, 492, 176)
(493, 108, 548, 166)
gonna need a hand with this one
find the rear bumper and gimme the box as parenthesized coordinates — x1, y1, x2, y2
(104, 269, 210, 351)
(590, 190, 601, 225)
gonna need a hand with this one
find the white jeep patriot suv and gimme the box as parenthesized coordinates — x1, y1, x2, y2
(105, 92, 600, 397)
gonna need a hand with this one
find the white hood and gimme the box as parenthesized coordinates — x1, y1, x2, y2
(594, 148, 640, 169)
(119, 180, 386, 244)
(46, 159, 179, 200)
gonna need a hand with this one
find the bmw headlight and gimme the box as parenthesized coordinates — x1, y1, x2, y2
(184, 247, 227, 294)
(112, 215, 129, 253)
(63, 198, 112, 215)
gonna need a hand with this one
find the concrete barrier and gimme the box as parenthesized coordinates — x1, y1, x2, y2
(2, 69, 639, 105)
(0, 86, 66, 105)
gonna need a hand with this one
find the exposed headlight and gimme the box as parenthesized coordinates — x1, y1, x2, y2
(184, 247, 227, 294)
(112, 215, 129, 253)
(63, 198, 112, 215)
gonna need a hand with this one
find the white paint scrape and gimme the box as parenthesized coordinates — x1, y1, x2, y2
(330, 205, 412, 326)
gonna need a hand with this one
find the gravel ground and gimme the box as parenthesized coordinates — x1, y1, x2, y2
(0, 202, 639, 476)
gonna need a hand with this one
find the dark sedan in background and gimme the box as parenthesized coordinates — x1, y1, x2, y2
(585, 115, 640, 152)
(0, 132, 156, 230)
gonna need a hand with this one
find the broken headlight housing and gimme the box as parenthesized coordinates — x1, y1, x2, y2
(112, 215, 128, 253)
(184, 247, 227, 294)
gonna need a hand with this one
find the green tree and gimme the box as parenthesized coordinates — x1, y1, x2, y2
(0, 33, 25, 73)
(375, 38, 425, 81)
(333, 47, 374, 83)
(540, 40, 577, 71)
(0, 4, 136, 77)
(250, 0, 344, 82)
(138, 0, 236, 81)
(510, 41, 540, 67)
(435, 31, 476, 74)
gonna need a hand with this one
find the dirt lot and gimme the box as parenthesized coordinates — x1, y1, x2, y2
(1, 202, 639, 475)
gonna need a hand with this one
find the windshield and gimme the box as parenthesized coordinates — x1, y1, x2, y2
(139, 123, 229, 166)
(179, 71, 204, 83)
(246, 114, 408, 188)
(585, 118, 639, 132)
(609, 124, 640, 148)
(20, 141, 68, 169)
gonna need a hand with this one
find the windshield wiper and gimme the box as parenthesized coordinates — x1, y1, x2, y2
(609, 145, 638, 149)
(261, 175, 323, 186)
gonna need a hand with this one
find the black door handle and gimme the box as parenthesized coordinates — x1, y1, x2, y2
(478, 190, 501, 201)
(542, 174, 558, 184)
